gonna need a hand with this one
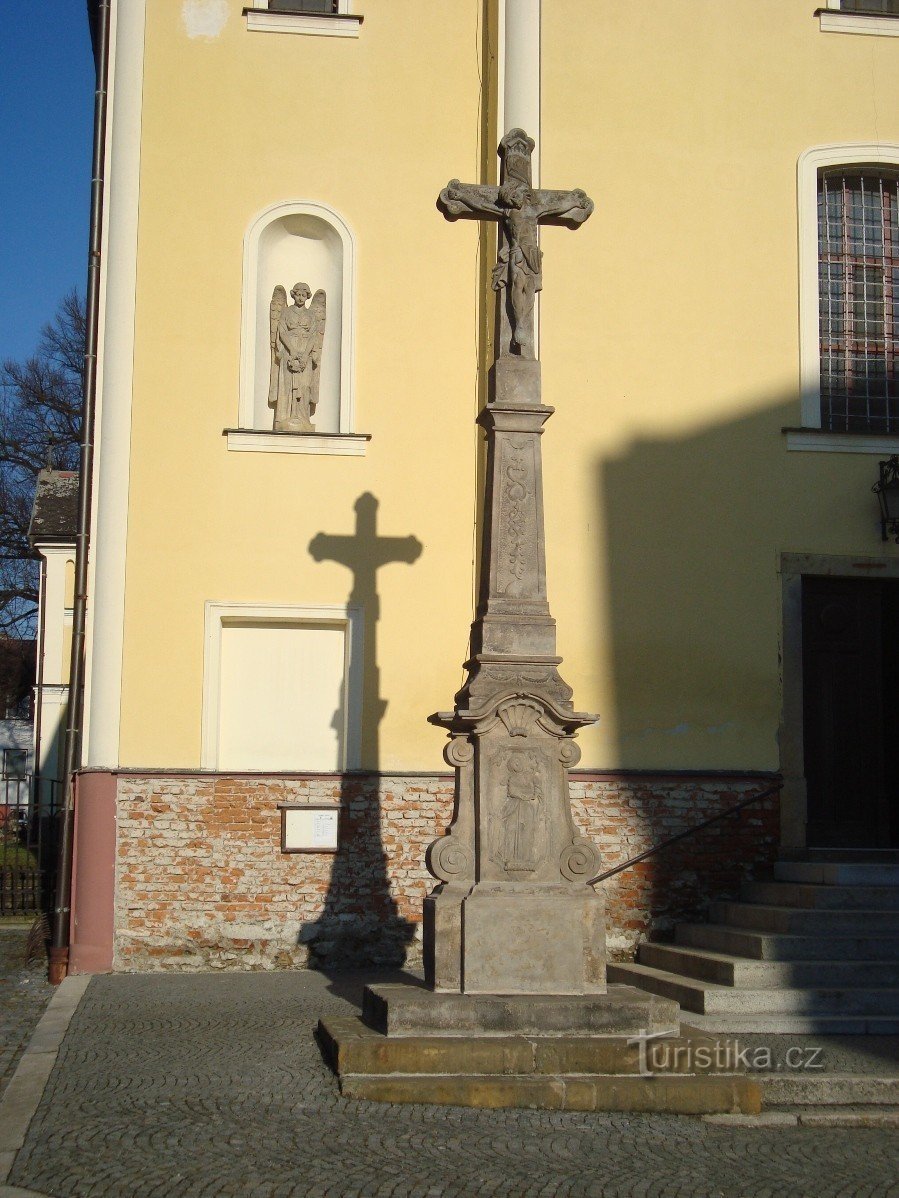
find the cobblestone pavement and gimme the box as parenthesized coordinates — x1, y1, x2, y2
(0, 923, 53, 1099)
(9, 970, 899, 1198)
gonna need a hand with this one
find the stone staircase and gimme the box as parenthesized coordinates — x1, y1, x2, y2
(608, 860, 899, 1032)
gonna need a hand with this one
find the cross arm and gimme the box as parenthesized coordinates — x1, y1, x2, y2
(534, 188, 594, 227)
(439, 179, 503, 221)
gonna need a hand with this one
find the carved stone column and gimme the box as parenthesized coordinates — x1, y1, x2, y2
(426, 357, 604, 995)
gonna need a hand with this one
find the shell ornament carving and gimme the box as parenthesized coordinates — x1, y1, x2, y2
(497, 698, 542, 738)
(559, 838, 599, 882)
(428, 836, 472, 883)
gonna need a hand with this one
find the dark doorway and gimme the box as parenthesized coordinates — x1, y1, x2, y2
(802, 576, 899, 848)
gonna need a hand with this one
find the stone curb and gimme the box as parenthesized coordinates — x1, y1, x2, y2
(704, 1108, 899, 1128)
(0, 974, 92, 1193)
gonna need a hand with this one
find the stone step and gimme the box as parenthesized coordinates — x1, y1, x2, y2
(760, 1074, 899, 1107)
(318, 1016, 745, 1078)
(705, 1107, 899, 1128)
(607, 962, 899, 1016)
(774, 861, 899, 886)
(709, 901, 899, 935)
(361, 982, 678, 1038)
(338, 1071, 761, 1115)
(679, 1012, 899, 1033)
(638, 943, 899, 988)
(741, 880, 899, 910)
(676, 922, 899, 961)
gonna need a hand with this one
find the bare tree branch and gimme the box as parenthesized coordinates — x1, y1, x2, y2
(0, 292, 84, 637)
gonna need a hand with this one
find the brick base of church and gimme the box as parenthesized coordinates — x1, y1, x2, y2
(72, 770, 780, 974)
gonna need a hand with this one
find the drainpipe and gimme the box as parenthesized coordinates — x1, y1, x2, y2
(48, 0, 111, 984)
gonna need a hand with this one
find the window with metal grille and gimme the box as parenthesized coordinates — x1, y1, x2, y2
(839, 1, 899, 13)
(818, 168, 899, 432)
(269, 0, 339, 12)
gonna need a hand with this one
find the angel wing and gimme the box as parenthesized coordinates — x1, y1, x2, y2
(267, 285, 288, 410)
(309, 289, 327, 415)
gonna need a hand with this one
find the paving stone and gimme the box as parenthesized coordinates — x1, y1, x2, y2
(5, 971, 899, 1197)
(0, 928, 53, 1103)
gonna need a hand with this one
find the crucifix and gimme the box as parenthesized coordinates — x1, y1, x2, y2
(440, 128, 593, 359)
(422, 130, 605, 996)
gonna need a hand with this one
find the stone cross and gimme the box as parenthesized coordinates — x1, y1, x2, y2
(439, 128, 593, 359)
(426, 131, 605, 997)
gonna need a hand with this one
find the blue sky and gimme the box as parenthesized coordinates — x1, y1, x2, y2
(0, 5, 94, 365)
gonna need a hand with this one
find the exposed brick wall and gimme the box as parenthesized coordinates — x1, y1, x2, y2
(112, 772, 779, 971)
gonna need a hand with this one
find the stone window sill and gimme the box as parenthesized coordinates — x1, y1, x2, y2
(243, 7, 363, 37)
(817, 7, 899, 36)
(224, 429, 370, 456)
(783, 427, 899, 453)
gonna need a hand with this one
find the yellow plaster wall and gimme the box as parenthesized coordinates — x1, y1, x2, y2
(540, 0, 899, 768)
(118, 0, 899, 772)
(119, 0, 489, 769)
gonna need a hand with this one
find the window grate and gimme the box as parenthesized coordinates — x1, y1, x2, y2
(269, 0, 339, 13)
(818, 168, 899, 433)
(840, 1, 899, 13)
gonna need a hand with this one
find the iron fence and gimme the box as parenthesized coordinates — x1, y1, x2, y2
(0, 775, 61, 917)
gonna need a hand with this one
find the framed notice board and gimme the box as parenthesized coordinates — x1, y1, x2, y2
(279, 804, 341, 853)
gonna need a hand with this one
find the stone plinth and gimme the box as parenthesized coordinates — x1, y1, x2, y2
(318, 1001, 763, 1115)
(362, 981, 678, 1038)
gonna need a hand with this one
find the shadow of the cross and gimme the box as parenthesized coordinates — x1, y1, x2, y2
(298, 493, 424, 972)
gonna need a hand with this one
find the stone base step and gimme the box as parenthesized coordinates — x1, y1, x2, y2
(607, 961, 899, 1016)
(639, 943, 898, 988)
(338, 1071, 760, 1115)
(670, 1012, 899, 1034)
(318, 1015, 745, 1078)
(675, 921, 899, 961)
(742, 880, 899, 910)
(361, 982, 678, 1038)
(704, 1106, 899, 1128)
(709, 901, 899, 935)
(759, 1073, 899, 1107)
(774, 861, 899, 886)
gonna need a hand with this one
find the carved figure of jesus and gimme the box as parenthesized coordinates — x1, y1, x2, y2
(440, 129, 593, 359)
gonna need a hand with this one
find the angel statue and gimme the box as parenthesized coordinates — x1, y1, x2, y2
(267, 282, 326, 432)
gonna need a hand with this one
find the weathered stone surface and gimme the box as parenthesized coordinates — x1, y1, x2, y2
(339, 1072, 762, 1116)
(362, 982, 679, 1038)
(318, 1015, 747, 1079)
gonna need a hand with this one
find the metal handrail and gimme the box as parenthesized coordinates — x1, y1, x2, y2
(587, 779, 783, 886)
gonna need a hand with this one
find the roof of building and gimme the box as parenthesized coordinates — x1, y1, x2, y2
(29, 470, 79, 545)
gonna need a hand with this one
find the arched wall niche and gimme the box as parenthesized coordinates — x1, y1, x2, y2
(239, 200, 356, 440)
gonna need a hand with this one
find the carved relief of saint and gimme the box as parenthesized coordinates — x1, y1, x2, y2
(492, 751, 545, 872)
(268, 282, 326, 433)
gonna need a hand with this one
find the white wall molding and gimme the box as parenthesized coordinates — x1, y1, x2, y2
(239, 199, 357, 442)
(797, 143, 899, 429)
(83, 0, 147, 769)
(785, 429, 899, 454)
(819, 9, 899, 36)
(201, 602, 363, 771)
(225, 430, 369, 455)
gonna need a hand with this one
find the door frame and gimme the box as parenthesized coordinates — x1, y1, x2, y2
(779, 553, 899, 851)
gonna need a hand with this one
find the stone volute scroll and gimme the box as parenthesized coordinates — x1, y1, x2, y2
(423, 129, 606, 998)
(268, 282, 326, 433)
